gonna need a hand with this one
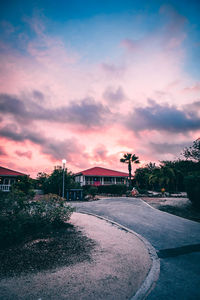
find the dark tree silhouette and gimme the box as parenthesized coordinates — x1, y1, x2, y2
(183, 139, 200, 162)
(120, 153, 140, 187)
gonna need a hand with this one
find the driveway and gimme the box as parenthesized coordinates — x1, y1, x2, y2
(72, 197, 200, 299)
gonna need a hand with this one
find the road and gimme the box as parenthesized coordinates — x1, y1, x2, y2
(71, 197, 200, 300)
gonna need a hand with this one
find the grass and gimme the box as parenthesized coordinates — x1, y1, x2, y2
(158, 205, 200, 223)
(141, 197, 200, 223)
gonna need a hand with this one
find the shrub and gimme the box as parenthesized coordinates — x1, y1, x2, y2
(0, 192, 74, 248)
(12, 175, 35, 198)
(137, 188, 149, 195)
(82, 185, 98, 199)
(97, 184, 127, 195)
(184, 174, 200, 209)
(31, 194, 74, 225)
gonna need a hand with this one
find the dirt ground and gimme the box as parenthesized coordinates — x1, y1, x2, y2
(0, 223, 96, 279)
(0, 213, 152, 300)
(141, 197, 200, 223)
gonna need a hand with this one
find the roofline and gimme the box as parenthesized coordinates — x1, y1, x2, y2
(75, 174, 129, 177)
(0, 175, 26, 177)
(75, 166, 129, 177)
(0, 166, 27, 176)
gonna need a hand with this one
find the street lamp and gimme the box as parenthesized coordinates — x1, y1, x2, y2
(62, 159, 66, 198)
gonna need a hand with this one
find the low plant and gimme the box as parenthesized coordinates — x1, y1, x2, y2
(31, 194, 74, 225)
(0, 192, 74, 248)
(97, 184, 127, 195)
(83, 185, 98, 200)
(184, 174, 200, 209)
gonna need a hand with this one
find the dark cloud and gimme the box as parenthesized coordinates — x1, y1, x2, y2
(103, 86, 126, 103)
(65, 98, 110, 127)
(93, 145, 108, 161)
(183, 101, 200, 114)
(15, 150, 32, 159)
(125, 100, 200, 133)
(0, 124, 81, 161)
(0, 93, 110, 128)
(101, 63, 125, 77)
(0, 124, 44, 144)
(32, 90, 44, 101)
(149, 142, 191, 155)
(0, 94, 27, 124)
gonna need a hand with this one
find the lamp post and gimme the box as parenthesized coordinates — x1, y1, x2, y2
(62, 159, 66, 198)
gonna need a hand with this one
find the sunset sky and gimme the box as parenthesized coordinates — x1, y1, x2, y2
(0, 0, 200, 177)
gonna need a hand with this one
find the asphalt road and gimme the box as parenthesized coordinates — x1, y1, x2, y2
(71, 197, 200, 300)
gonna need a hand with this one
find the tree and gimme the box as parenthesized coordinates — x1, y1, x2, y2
(159, 166, 175, 190)
(148, 168, 161, 190)
(37, 166, 80, 196)
(36, 172, 49, 189)
(134, 163, 157, 190)
(185, 174, 200, 209)
(183, 138, 200, 162)
(120, 153, 140, 187)
(12, 175, 35, 198)
(147, 165, 176, 192)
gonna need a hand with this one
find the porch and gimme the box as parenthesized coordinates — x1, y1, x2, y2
(83, 176, 127, 186)
(0, 184, 11, 192)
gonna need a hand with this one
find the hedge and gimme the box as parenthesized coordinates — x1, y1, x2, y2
(97, 184, 127, 195)
(184, 174, 200, 209)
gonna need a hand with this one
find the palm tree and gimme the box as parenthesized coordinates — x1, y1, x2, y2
(148, 166, 175, 191)
(120, 153, 140, 187)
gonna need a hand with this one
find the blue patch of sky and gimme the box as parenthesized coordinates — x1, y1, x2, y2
(56, 12, 160, 64)
(0, 0, 199, 75)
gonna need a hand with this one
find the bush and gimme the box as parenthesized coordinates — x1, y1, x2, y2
(97, 184, 127, 195)
(185, 174, 200, 209)
(137, 188, 149, 195)
(31, 194, 74, 225)
(0, 192, 74, 248)
(12, 175, 35, 198)
(82, 185, 98, 200)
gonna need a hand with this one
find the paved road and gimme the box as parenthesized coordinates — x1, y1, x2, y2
(71, 197, 200, 300)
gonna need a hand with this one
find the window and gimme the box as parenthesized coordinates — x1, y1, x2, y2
(4, 178, 9, 185)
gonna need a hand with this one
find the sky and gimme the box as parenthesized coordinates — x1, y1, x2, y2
(0, 0, 200, 177)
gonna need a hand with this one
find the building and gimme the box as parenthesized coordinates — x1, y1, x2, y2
(0, 166, 26, 192)
(75, 167, 129, 187)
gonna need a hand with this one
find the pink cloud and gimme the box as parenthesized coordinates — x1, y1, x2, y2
(0, 13, 199, 177)
(15, 150, 32, 159)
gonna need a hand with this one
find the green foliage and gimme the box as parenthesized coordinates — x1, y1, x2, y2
(83, 185, 98, 199)
(183, 139, 200, 162)
(120, 153, 140, 187)
(0, 191, 74, 248)
(184, 174, 200, 209)
(12, 175, 35, 198)
(134, 165, 154, 190)
(36, 167, 80, 196)
(97, 184, 127, 195)
(135, 159, 200, 192)
(36, 172, 49, 189)
(137, 188, 149, 195)
(30, 194, 74, 225)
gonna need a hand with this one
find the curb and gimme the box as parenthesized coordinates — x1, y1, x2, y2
(79, 211, 160, 300)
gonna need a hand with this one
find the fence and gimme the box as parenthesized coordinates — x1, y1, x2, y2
(0, 185, 10, 192)
(66, 189, 83, 201)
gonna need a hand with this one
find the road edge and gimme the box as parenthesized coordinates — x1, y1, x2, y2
(79, 211, 160, 300)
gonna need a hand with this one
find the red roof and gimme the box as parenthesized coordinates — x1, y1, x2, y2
(0, 166, 26, 177)
(76, 167, 129, 177)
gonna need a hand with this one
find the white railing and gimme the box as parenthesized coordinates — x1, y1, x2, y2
(0, 184, 11, 192)
(85, 181, 124, 186)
